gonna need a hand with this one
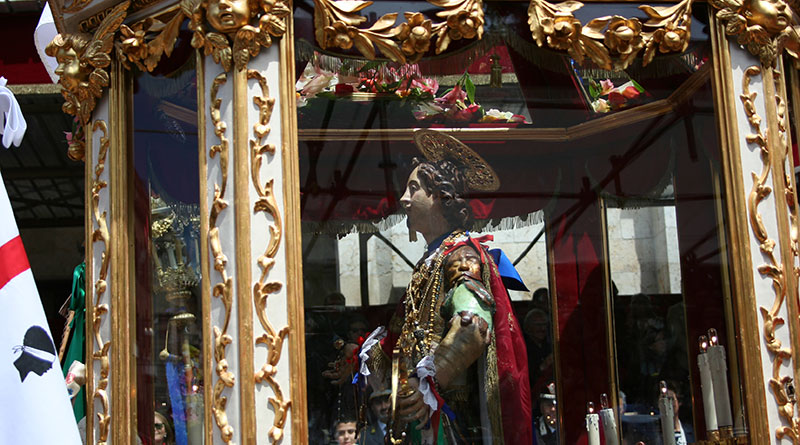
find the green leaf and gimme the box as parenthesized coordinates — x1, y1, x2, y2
(464, 72, 476, 104)
(588, 81, 600, 99)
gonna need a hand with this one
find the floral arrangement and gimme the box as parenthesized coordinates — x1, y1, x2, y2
(588, 78, 647, 113)
(413, 72, 526, 124)
(297, 59, 526, 125)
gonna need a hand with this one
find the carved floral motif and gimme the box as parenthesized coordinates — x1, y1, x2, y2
(313, 0, 483, 63)
(528, 0, 692, 70)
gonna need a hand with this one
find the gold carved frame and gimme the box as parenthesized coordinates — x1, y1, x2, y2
(42, 0, 800, 441)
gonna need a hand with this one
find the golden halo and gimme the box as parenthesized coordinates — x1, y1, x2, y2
(412, 129, 500, 192)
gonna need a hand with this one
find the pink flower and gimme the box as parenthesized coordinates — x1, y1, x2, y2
(411, 78, 438, 96)
(600, 79, 615, 96)
(435, 84, 466, 107)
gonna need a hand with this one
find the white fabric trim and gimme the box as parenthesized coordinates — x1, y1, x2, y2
(359, 326, 386, 383)
(0, 77, 27, 149)
(415, 355, 438, 416)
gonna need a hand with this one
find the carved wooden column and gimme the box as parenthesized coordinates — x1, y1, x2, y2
(709, 4, 800, 443)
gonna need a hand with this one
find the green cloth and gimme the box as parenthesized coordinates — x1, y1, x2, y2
(443, 280, 494, 331)
(62, 262, 86, 422)
(406, 417, 446, 444)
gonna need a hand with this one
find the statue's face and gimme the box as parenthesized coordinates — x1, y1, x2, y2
(54, 46, 86, 92)
(207, 0, 251, 33)
(400, 166, 440, 237)
(745, 0, 790, 34)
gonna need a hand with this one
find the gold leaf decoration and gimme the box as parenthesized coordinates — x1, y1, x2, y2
(740, 65, 800, 442)
(247, 69, 291, 444)
(90, 120, 112, 444)
(708, 0, 799, 66)
(526, 0, 692, 70)
(46, 1, 129, 161)
(313, 0, 483, 63)
(208, 73, 236, 444)
(190, 0, 290, 71)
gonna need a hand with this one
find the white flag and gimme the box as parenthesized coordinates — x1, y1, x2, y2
(0, 99, 81, 444)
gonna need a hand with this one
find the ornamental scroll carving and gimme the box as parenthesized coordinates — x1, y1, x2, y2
(741, 66, 800, 442)
(208, 73, 236, 443)
(247, 70, 291, 443)
(90, 120, 112, 444)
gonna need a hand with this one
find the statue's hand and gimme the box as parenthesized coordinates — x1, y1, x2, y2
(321, 342, 359, 385)
(395, 377, 429, 429)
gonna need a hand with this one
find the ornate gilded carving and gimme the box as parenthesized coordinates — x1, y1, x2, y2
(90, 120, 111, 444)
(709, 0, 799, 65)
(247, 70, 290, 443)
(208, 73, 236, 443)
(46, 1, 129, 161)
(527, 0, 693, 70)
(313, 0, 483, 63)
(190, 0, 290, 71)
(116, 1, 192, 72)
(740, 65, 800, 442)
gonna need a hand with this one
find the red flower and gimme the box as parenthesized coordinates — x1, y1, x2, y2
(608, 91, 626, 106)
(622, 86, 640, 99)
(335, 83, 354, 94)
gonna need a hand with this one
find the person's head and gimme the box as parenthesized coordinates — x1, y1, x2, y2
(741, 0, 790, 34)
(369, 389, 391, 424)
(153, 411, 173, 445)
(347, 317, 368, 344)
(538, 397, 557, 427)
(400, 158, 471, 241)
(205, 0, 258, 33)
(523, 308, 549, 343)
(334, 418, 358, 445)
(45, 33, 92, 92)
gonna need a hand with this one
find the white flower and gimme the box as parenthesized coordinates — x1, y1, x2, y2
(592, 98, 610, 113)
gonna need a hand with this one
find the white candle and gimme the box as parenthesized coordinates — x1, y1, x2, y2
(599, 408, 619, 445)
(708, 329, 733, 429)
(599, 393, 619, 445)
(586, 402, 600, 445)
(659, 382, 676, 445)
(698, 336, 718, 432)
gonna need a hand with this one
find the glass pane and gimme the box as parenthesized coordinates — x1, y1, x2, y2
(133, 31, 205, 445)
(295, 2, 743, 444)
(607, 200, 696, 444)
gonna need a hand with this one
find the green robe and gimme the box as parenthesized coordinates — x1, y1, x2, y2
(62, 262, 86, 422)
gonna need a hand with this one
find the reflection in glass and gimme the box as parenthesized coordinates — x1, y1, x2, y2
(607, 201, 695, 444)
(133, 36, 204, 445)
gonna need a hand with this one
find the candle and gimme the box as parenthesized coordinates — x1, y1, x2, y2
(707, 328, 733, 429)
(698, 335, 719, 433)
(586, 402, 600, 445)
(599, 393, 619, 445)
(659, 381, 676, 445)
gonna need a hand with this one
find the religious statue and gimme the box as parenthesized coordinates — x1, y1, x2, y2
(711, 0, 799, 64)
(45, 1, 129, 160)
(356, 130, 532, 444)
